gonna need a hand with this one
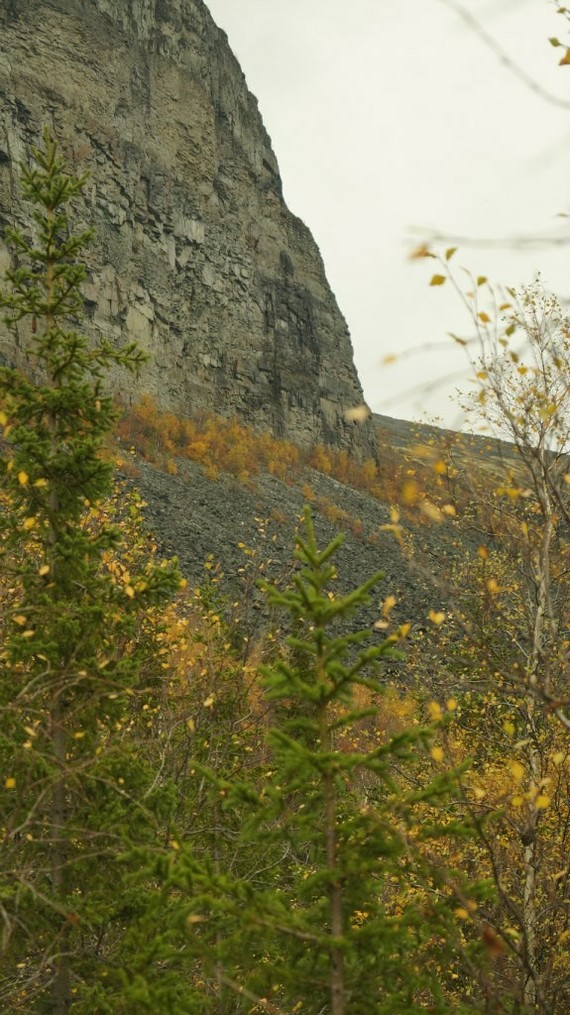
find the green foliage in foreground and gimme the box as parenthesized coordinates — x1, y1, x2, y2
(144, 510, 487, 1014)
(0, 130, 180, 1013)
(0, 131, 491, 1015)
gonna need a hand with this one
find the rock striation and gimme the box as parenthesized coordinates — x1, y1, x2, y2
(0, 0, 373, 453)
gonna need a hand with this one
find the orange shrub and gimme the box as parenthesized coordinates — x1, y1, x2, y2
(308, 444, 333, 475)
(118, 397, 451, 521)
(117, 397, 303, 484)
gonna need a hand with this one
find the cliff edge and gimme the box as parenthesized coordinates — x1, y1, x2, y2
(0, 0, 374, 453)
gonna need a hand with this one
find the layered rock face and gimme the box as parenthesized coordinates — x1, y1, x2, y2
(0, 0, 373, 452)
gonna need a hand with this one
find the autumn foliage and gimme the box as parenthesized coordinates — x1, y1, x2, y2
(116, 393, 469, 535)
(116, 394, 302, 483)
(5, 127, 570, 1015)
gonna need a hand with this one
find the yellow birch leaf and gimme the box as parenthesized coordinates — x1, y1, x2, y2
(13, 615, 27, 626)
(17, 471, 29, 486)
(536, 794, 550, 809)
(401, 480, 419, 505)
(428, 701, 443, 721)
(497, 486, 522, 500)
(382, 594, 397, 616)
(509, 760, 525, 783)
(420, 500, 443, 523)
(38, 564, 50, 576)
(429, 274, 446, 286)
(23, 517, 37, 530)
(409, 243, 431, 259)
(428, 610, 446, 626)
(558, 48, 570, 65)
(4, 778, 16, 790)
(344, 404, 370, 423)
(431, 746, 444, 762)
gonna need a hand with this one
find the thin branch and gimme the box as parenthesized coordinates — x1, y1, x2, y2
(410, 228, 570, 250)
(435, 0, 570, 110)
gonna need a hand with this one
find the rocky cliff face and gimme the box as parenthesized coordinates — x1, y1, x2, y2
(0, 0, 373, 453)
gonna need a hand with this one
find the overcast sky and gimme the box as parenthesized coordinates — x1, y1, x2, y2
(206, 0, 569, 428)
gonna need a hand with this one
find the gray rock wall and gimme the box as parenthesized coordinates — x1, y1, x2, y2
(0, 0, 374, 453)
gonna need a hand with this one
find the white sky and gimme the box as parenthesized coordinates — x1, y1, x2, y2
(206, 0, 570, 428)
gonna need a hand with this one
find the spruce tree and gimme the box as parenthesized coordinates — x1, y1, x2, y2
(0, 130, 180, 1012)
(157, 510, 486, 1013)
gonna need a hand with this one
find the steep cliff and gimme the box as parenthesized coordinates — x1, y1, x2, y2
(0, 0, 373, 452)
